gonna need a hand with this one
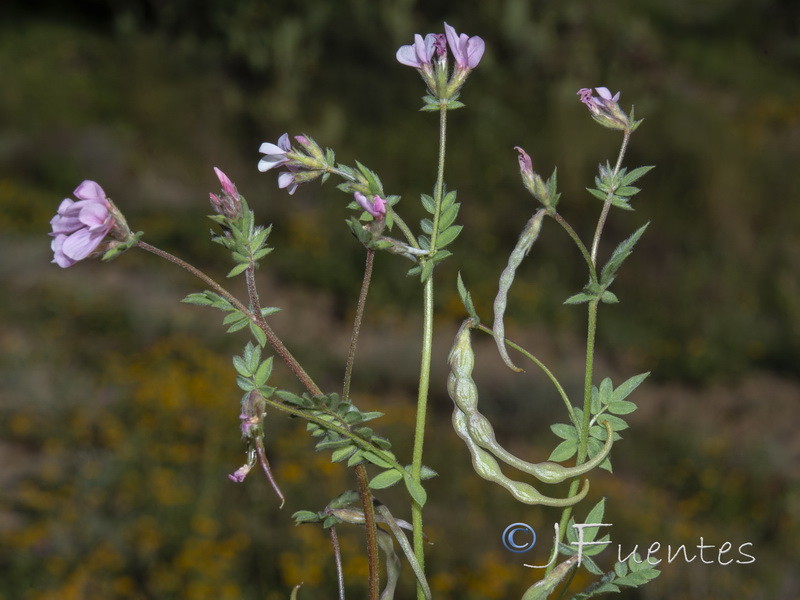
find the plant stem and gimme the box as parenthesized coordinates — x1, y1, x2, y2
(341, 249, 381, 600)
(343, 250, 375, 403)
(475, 324, 575, 422)
(137, 240, 381, 598)
(137, 240, 246, 314)
(329, 526, 346, 600)
(550, 213, 598, 284)
(590, 129, 631, 264)
(547, 298, 599, 577)
(137, 240, 321, 395)
(410, 102, 448, 600)
(355, 463, 380, 600)
(411, 277, 433, 600)
(579, 299, 599, 462)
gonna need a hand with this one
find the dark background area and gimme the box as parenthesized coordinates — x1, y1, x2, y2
(1, 1, 798, 599)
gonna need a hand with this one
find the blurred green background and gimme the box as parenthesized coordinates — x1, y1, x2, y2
(1, 0, 798, 598)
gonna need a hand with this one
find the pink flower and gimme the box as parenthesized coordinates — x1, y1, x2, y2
(396, 33, 437, 68)
(577, 87, 629, 130)
(257, 133, 292, 172)
(278, 171, 299, 195)
(49, 180, 114, 268)
(228, 463, 253, 483)
(444, 22, 485, 71)
(354, 192, 386, 219)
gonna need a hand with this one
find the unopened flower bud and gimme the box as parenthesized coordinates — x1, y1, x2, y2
(515, 147, 552, 210)
(294, 134, 326, 164)
(354, 191, 387, 219)
(209, 167, 243, 220)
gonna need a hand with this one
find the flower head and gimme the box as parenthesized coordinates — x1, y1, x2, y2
(258, 133, 292, 172)
(354, 192, 387, 219)
(444, 22, 485, 71)
(577, 87, 630, 131)
(397, 24, 484, 103)
(49, 181, 115, 268)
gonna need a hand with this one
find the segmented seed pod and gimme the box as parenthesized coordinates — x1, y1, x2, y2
(453, 409, 589, 507)
(493, 209, 546, 372)
(447, 318, 593, 506)
(465, 412, 615, 484)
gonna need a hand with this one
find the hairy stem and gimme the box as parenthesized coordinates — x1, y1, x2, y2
(355, 464, 380, 600)
(329, 526, 345, 600)
(343, 250, 375, 403)
(137, 240, 381, 597)
(341, 249, 380, 600)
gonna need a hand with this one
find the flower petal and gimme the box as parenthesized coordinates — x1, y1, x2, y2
(73, 180, 106, 203)
(78, 202, 111, 229)
(397, 44, 421, 67)
(61, 228, 105, 261)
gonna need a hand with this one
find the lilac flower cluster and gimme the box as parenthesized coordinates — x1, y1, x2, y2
(396, 22, 485, 99)
(49, 181, 114, 267)
(257, 133, 301, 194)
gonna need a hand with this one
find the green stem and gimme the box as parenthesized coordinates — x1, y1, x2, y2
(411, 277, 433, 600)
(590, 129, 631, 264)
(579, 299, 599, 462)
(410, 102, 448, 600)
(550, 212, 598, 284)
(547, 299, 599, 577)
(389, 208, 420, 250)
(475, 323, 575, 422)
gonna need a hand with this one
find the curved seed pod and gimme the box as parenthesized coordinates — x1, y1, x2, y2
(453, 409, 589, 507)
(493, 209, 547, 372)
(447, 318, 614, 485)
(465, 413, 614, 484)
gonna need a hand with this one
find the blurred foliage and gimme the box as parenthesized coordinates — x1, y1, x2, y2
(1, 0, 799, 598)
(1, 0, 798, 381)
